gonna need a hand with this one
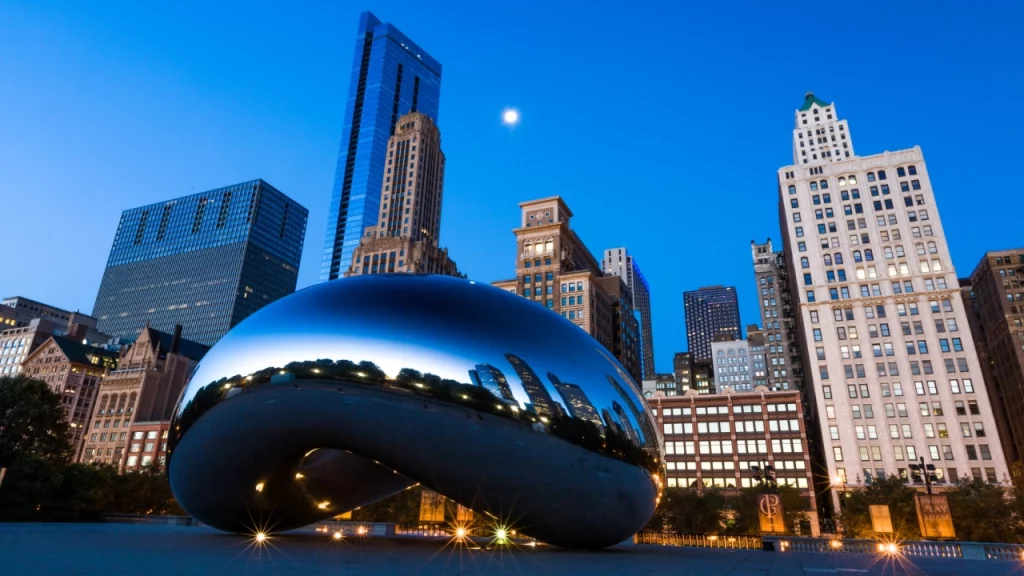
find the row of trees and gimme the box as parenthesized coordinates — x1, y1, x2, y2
(837, 475, 1024, 542)
(0, 375, 183, 521)
(646, 476, 1024, 542)
(644, 485, 809, 535)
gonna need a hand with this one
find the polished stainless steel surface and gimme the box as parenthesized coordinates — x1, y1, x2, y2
(168, 274, 663, 549)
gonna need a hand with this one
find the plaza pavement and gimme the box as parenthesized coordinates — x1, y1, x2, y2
(0, 523, 1016, 575)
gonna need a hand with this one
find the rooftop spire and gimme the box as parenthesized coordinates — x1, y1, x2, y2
(799, 92, 830, 111)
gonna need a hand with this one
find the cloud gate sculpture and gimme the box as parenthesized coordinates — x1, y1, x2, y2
(168, 275, 663, 549)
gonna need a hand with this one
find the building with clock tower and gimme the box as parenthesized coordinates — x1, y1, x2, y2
(491, 196, 641, 383)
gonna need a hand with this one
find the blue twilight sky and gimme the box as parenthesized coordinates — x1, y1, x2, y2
(1, 1, 1022, 374)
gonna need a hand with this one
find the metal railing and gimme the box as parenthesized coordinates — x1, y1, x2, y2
(637, 532, 1024, 561)
(101, 513, 199, 526)
(984, 543, 1024, 561)
(635, 532, 762, 549)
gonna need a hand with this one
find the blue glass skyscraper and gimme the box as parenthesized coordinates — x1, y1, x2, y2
(320, 11, 442, 281)
(92, 179, 308, 346)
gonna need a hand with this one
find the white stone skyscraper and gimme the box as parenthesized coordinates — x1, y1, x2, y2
(778, 93, 1009, 508)
(603, 248, 655, 379)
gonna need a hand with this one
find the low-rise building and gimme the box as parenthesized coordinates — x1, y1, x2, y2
(81, 324, 207, 470)
(20, 336, 119, 456)
(0, 298, 114, 377)
(646, 387, 818, 532)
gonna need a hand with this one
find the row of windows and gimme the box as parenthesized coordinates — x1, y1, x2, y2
(833, 443, 991, 463)
(828, 398, 981, 420)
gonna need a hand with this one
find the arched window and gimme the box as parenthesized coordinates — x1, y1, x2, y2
(801, 257, 809, 269)
(810, 182, 818, 191)
(927, 241, 938, 254)
(895, 245, 905, 257)
(884, 247, 893, 259)
(877, 170, 887, 180)
(545, 240, 553, 253)
(823, 254, 833, 266)
(820, 179, 829, 189)
(916, 243, 925, 255)
(867, 172, 876, 182)
(838, 177, 846, 187)
(835, 253, 844, 264)
(864, 249, 874, 261)
(853, 250, 862, 262)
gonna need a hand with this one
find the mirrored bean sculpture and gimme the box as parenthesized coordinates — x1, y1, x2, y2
(168, 275, 663, 549)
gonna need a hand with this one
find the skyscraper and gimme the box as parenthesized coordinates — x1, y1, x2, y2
(778, 93, 1009, 505)
(345, 112, 459, 277)
(322, 12, 442, 281)
(93, 179, 307, 346)
(603, 248, 655, 380)
(751, 239, 803, 391)
(964, 250, 1024, 485)
(683, 285, 741, 362)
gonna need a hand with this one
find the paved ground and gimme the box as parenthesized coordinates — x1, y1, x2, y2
(0, 523, 1017, 575)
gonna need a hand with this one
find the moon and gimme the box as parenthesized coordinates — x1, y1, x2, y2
(502, 108, 520, 126)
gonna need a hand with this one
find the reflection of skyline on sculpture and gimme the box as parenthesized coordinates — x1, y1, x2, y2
(469, 363, 516, 403)
(169, 276, 661, 548)
(176, 275, 655, 451)
(549, 373, 603, 428)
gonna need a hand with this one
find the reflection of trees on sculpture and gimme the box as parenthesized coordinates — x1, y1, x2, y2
(170, 357, 661, 473)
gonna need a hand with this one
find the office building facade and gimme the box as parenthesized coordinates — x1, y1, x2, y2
(345, 112, 460, 277)
(93, 179, 307, 346)
(711, 328, 769, 393)
(20, 336, 119, 456)
(778, 93, 1010, 507)
(322, 11, 442, 281)
(646, 388, 818, 534)
(603, 248, 655, 379)
(965, 250, 1024, 485)
(751, 240, 804, 391)
(683, 286, 741, 362)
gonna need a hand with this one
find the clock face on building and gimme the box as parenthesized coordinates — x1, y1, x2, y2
(533, 211, 547, 222)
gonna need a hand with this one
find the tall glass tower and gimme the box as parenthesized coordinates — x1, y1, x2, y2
(92, 179, 307, 346)
(321, 11, 442, 281)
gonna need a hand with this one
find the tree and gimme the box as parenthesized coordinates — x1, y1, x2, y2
(647, 487, 726, 534)
(946, 478, 1022, 542)
(727, 485, 807, 535)
(838, 475, 920, 539)
(0, 375, 72, 467)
